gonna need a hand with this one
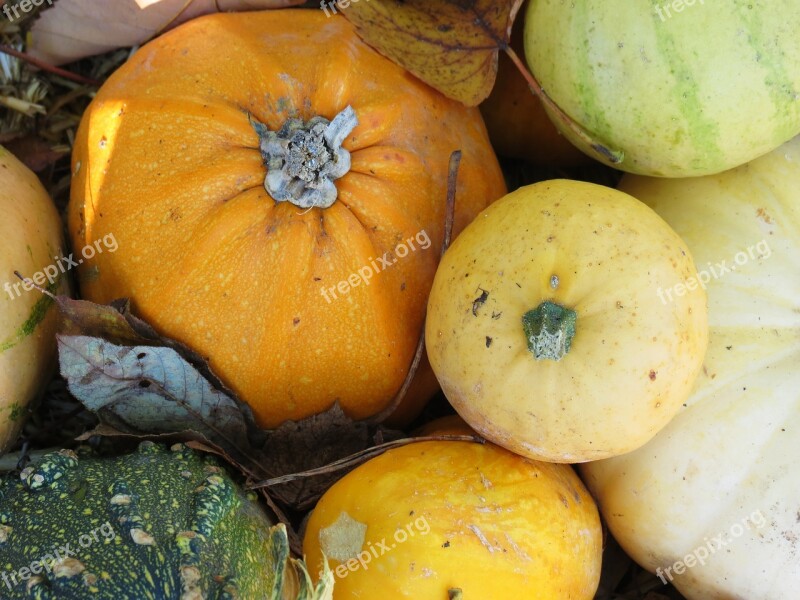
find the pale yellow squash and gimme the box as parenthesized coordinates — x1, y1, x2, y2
(581, 136, 800, 599)
(0, 146, 68, 452)
(425, 180, 708, 462)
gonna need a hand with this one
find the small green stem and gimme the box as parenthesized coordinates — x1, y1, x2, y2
(521, 301, 577, 361)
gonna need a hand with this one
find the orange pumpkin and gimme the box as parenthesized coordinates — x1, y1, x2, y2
(68, 10, 506, 428)
(480, 3, 590, 167)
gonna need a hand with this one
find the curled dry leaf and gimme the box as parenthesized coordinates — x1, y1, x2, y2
(342, 0, 524, 106)
(342, 1, 623, 161)
(28, 0, 307, 65)
(58, 334, 255, 456)
(52, 294, 407, 511)
(258, 404, 405, 510)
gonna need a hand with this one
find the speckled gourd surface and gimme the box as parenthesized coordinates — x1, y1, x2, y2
(0, 441, 284, 599)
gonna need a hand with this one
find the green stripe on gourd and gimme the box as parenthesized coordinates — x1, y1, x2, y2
(731, 0, 800, 138)
(524, 0, 800, 176)
(647, 4, 723, 171)
(572, 0, 614, 145)
(0, 277, 60, 354)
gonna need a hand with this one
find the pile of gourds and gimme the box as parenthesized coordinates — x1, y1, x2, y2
(1, 2, 798, 599)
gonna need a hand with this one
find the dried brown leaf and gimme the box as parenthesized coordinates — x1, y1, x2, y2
(258, 404, 404, 510)
(52, 294, 410, 510)
(343, 0, 524, 106)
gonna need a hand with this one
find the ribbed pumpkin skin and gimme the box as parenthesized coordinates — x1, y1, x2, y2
(68, 11, 506, 428)
(0, 146, 68, 452)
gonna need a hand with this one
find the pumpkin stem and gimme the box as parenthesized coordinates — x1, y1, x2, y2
(521, 301, 577, 361)
(251, 106, 358, 209)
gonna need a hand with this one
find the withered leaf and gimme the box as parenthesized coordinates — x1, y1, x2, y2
(4, 136, 67, 173)
(58, 335, 257, 456)
(58, 296, 235, 396)
(54, 295, 407, 509)
(259, 404, 404, 510)
(343, 0, 524, 106)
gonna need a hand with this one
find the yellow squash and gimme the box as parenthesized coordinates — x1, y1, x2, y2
(303, 436, 602, 598)
(0, 146, 68, 452)
(425, 180, 708, 462)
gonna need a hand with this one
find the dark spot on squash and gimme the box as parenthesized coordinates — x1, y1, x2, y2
(649, 370, 657, 381)
(471, 287, 489, 316)
(485, 336, 492, 348)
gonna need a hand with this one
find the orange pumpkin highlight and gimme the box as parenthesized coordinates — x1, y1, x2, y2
(68, 10, 505, 428)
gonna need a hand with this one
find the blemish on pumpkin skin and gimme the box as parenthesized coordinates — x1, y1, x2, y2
(649, 370, 657, 381)
(467, 525, 501, 553)
(756, 208, 773, 224)
(504, 533, 531, 561)
(471, 288, 489, 316)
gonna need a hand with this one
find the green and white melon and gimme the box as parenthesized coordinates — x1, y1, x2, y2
(0, 146, 69, 453)
(524, 0, 800, 177)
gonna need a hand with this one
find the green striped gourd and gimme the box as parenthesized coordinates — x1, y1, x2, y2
(524, 0, 800, 177)
(0, 146, 68, 452)
(0, 442, 333, 599)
